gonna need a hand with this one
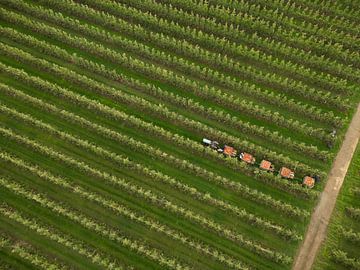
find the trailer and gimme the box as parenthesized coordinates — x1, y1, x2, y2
(200, 138, 318, 189)
(303, 176, 315, 188)
(223, 145, 237, 157)
(260, 160, 275, 172)
(239, 152, 256, 164)
(279, 167, 295, 179)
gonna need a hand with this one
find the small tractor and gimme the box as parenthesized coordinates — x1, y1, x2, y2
(203, 138, 223, 153)
(223, 145, 237, 157)
(203, 138, 219, 149)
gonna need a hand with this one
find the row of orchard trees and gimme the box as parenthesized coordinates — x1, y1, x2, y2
(120, 0, 360, 82)
(337, 227, 360, 244)
(266, 0, 360, 30)
(15, 0, 347, 125)
(24, 1, 353, 97)
(0, 59, 322, 200)
(0, 60, 325, 182)
(0, 82, 315, 218)
(142, 0, 360, 63)
(75, 55, 334, 151)
(0, 14, 339, 151)
(0, 177, 191, 270)
(214, 0, 360, 39)
(0, 103, 303, 240)
(64, 0, 360, 85)
(0, 127, 291, 265)
(0, 6, 342, 141)
(0, 234, 64, 270)
(346, 207, 360, 220)
(0, 153, 249, 270)
(21, 0, 354, 106)
(330, 167, 360, 269)
(0, 205, 124, 270)
(155, 0, 360, 65)
(0, 38, 333, 161)
(332, 250, 360, 270)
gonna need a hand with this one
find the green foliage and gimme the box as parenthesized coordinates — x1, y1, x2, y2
(315, 146, 360, 269)
(0, 0, 358, 269)
(0, 177, 191, 270)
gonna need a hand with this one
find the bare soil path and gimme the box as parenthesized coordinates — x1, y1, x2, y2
(293, 103, 360, 270)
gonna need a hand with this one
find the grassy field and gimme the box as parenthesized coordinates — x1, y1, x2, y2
(314, 145, 360, 270)
(0, 0, 359, 269)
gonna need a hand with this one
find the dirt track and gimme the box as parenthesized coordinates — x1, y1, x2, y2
(293, 103, 360, 270)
